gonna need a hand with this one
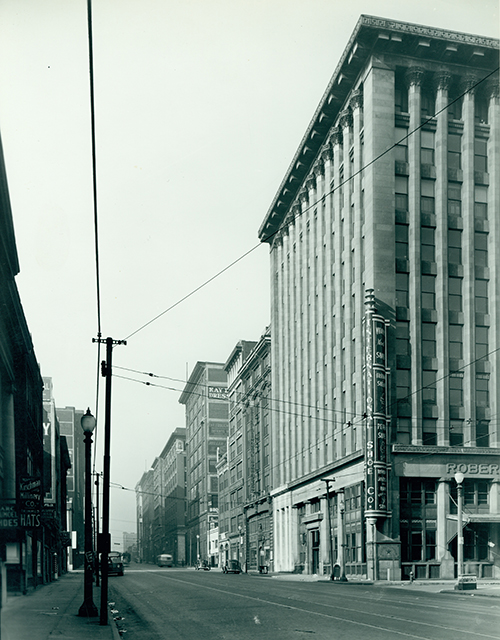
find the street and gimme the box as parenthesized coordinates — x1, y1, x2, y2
(107, 564, 500, 640)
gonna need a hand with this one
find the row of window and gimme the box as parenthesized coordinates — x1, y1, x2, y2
(394, 78, 490, 124)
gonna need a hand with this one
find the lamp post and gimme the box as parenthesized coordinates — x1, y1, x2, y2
(338, 491, 347, 582)
(321, 478, 335, 581)
(196, 534, 200, 563)
(455, 471, 464, 580)
(78, 409, 98, 617)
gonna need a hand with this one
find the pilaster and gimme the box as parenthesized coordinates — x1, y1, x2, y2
(406, 67, 424, 445)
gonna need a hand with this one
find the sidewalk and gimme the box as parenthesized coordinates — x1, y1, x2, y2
(1, 571, 120, 640)
(258, 571, 500, 597)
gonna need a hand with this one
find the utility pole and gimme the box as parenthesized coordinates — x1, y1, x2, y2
(93, 336, 126, 625)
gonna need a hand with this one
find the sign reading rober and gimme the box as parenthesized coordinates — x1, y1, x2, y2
(363, 291, 389, 517)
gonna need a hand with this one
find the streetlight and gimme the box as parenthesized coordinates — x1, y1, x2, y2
(338, 493, 347, 582)
(196, 534, 200, 563)
(321, 478, 335, 581)
(78, 409, 98, 617)
(455, 471, 464, 581)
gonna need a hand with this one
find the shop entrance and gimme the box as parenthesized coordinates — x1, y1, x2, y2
(311, 529, 320, 574)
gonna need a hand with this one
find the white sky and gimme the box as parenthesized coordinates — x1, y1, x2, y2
(0, 0, 498, 544)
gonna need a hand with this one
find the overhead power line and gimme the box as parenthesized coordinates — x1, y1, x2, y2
(121, 67, 499, 342)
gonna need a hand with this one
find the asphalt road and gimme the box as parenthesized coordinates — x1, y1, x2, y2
(108, 565, 500, 640)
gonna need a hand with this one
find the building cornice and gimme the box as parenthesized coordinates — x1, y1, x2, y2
(258, 15, 499, 244)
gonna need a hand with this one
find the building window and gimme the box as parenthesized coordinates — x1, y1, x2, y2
(449, 376, 463, 406)
(400, 479, 437, 563)
(474, 232, 488, 268)
(395, 128, 408, 162)
(448, 92, 463, 120)
(476, 420, 490, 447)
(474, 186, 488, 220)
(396, 369, 411, 401)
(421, 277, 436, 310)
(421, 181, 435, 215)
(448, 133, 462, 168)
(395, 81, 409, 114)
(475, 94, 489, 124)
(448, 183, 461, 217)
(421, 130, 435, 164)
(476, 376, 489, 407)
(475, 279, 488, 315)
(474, 138, 488, 173)
(395, 176, 408, 212)
(448, 229, 462, 265)
(475, 326, 489, 361)
(422, 419, 437, 445)
(449, 420, 464, 446)
(449, 324, 463, 359)
(396, 273, 409, 307)
(395, 224, 409, 262)
(448, 277, 463, 313)
(422, 370, 436, 404)
(421, 90, 435, 119)
(396, 322, 410, 356)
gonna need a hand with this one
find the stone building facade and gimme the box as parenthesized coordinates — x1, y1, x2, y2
(259, 16, 500, 580)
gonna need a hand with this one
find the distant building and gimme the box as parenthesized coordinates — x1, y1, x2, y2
(42, 378, 72, 578)
(179, 362, 229, 565)
(55, 406, 85, 570)
(122, 531, 137, 559)
(220, 329, 273, 572)
(160, 428, 187, 566)
(259, 16, 500, 580)
(136, 469, 154, 563)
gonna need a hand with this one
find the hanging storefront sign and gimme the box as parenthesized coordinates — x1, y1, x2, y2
(19, 476, 42, 527)
(363, 292, 389, 517)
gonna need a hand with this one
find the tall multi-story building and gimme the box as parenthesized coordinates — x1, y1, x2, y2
(220, 329, 273, 571)
(160, 428, 187, 566)
(42, 378, 72, 579)
(136, 469, 154, 563)
(55, 406, 85, 570)
(259, 16, 499, 580)
(179, 362, 229, 565)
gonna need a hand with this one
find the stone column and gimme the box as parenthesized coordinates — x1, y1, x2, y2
(461, 74, 478, 448)
(340, 107, 354, 455)
(331, 126, 343, 457)
(299, 187, 310, 475)
(350, 88, 364, 452)
(437, 478, 454, 578)
(322, 143, 335, 464)
(434, 71, 453, 446)
(405, 66, 426, 444)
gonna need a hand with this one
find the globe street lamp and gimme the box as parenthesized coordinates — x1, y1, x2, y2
(78, 409, 98, 617)
(454, 471, 464, 582)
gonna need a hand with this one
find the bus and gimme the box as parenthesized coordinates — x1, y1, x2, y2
(157, 554, 173, 567)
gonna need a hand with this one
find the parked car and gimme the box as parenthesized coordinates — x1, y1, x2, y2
(157, 554, 173, 567)
(222, 559, 241, 574)
(195, 559, 211, 570)
(107, 552, 124, 576)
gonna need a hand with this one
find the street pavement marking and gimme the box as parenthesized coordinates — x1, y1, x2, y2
(142, 571, 498, 640)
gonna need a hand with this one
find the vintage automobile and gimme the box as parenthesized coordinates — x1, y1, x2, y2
(107, 552, 124, 576)
(157, 554, 174, 567)
(195, 559, 211, 570)
(222, 559, 241, 574)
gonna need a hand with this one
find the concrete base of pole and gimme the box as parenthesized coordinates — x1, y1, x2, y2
(78, 599, 99, 617)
